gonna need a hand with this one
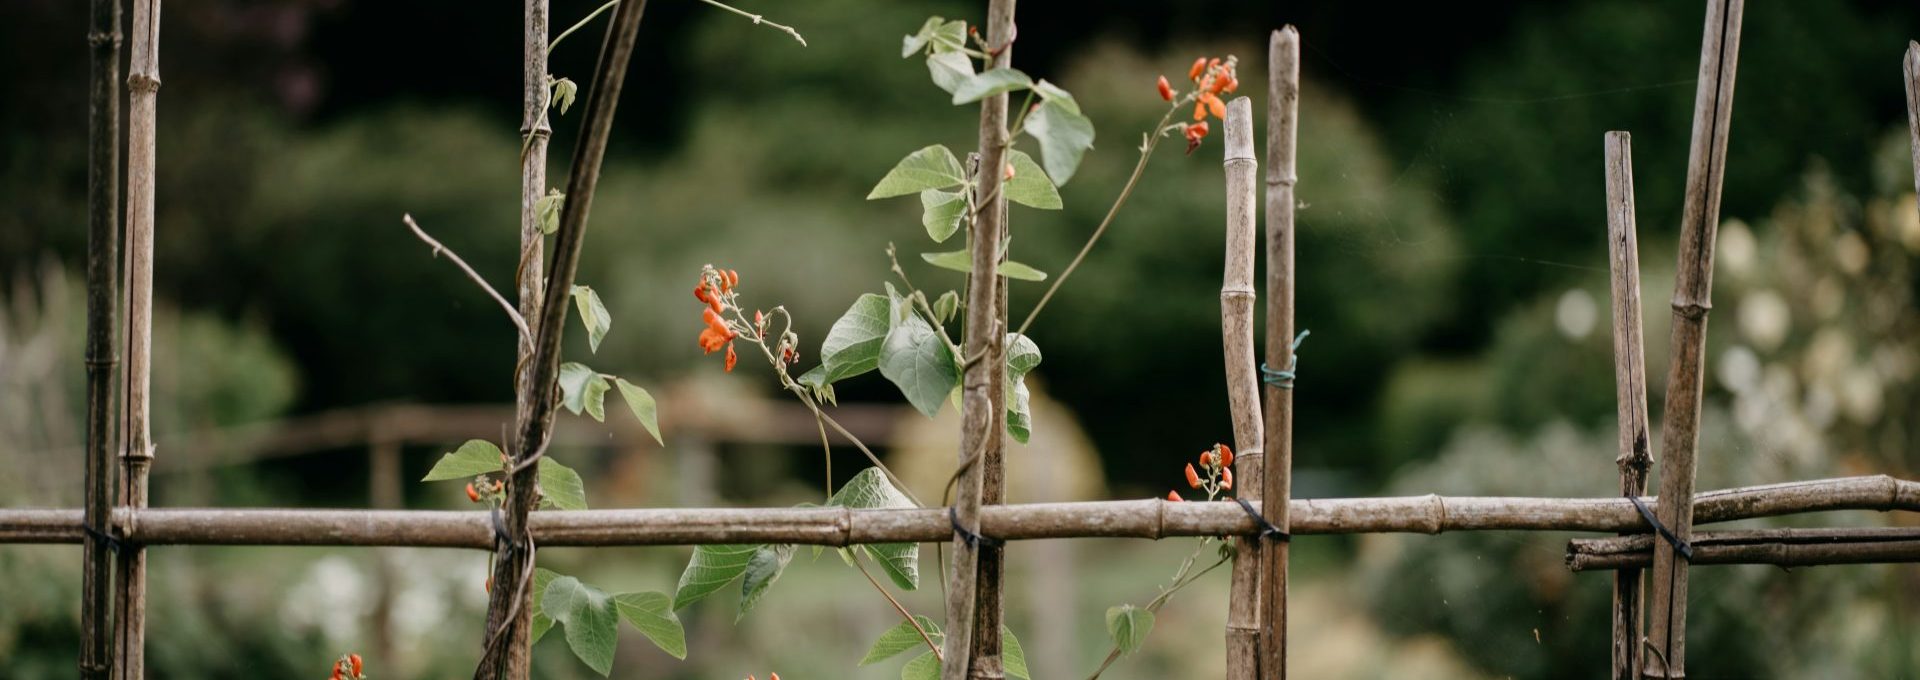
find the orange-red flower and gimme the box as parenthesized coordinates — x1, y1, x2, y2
(724, 344, 738, 372)
(1199, 450, 1215, 467)
(465, 483, 481, 503)
(1218, 443, 1234, 468)
(1184, 463, 1202, 489)
(1221, 468, 1234, 490)
(1188, 57, 1207, 81)
(1156, 75, 1174, 101)
(1166, 490, 1184, 502)
(1184, 120, 1209, 155)
(699, 308, 736, 353)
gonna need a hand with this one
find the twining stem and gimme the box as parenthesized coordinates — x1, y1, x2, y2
(402, 214, 533, 340)
(852, 550, 944, 660)
(694, 0, 807, 46)
(1016, 102, 1184, 336)
(548, 0, 618, 55)
(1087, 543, 1232, 680)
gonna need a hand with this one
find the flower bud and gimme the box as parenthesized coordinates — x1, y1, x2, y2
(1156, 75, 1174, 101)
(1221, 468, 1234, 490)
(465, 483, 481, 503)
(1184, 463, 1202, 489)
(350, 654, 363, 677)
(1199, 450, 1215, 467)
(1166, 490, 1184, 502)
(1218, 444, 1234, 468)
(1188, 57, 1207, 81)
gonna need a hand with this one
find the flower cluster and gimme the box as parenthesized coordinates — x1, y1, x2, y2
(695, 267, 743, 371)
(1165, 443, 1234, 502)
(1155, 56, 1239, 155)
(328, 653, 365, 680)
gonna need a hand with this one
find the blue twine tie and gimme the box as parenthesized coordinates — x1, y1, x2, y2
(1260, 330, 1311, 389)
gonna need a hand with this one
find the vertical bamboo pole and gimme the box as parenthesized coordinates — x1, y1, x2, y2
(114, 2, 162, 677)
(1905, 42, 1918, 208)
(1257, 26, 1301, 680)
(1603, 131, 1652, 680)
(80, 1, 123, 678)
(1645, 1, 1743, 677)
(518, 0, 550, 402)
(943, 0, 1015, 676)
(477, 1, 648, 677)
(1219, 96, 1264, 680)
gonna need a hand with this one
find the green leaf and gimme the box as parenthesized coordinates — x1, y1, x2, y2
(901, 17, 965, 57)
(1005, 332, 1042, 444)
(613, 591, 687, 660)
(542, 576, 620, 675)
(919, 188, 968, 243)
(827, 468, 920, 590)
(530, 568, 561, 644)
(952, 67, 1033, 105)
(1106, 604, 1154, 655)
(879, 308, 960, 418)
(538, 457, 588, 510)
(1002, 150, 1061, 210)
(819, 294, 891, 383)
(571, 285, 611, 353)
(551, 77, 578, 115)
(921, 250, 1049, 281)
(536, 189, 565, 235)
(1002, 625, 1030, 680)
(674, 544, 758, 610)
(925, 50, 975, 96)
(421, 440, 504, 481)
(869, 145, 967, 199)
(612, 378, 662, 445)
(559, 362, 610, 421)
(861, 616, 943, 665)
(738, 544, 794, 620)
(902, 651, 941, 680)
(1024, 97, 1096, 185)
(999, 260, 1048, 281)
(1031, 79, 1080, 114)
(932, 290, 960, 325)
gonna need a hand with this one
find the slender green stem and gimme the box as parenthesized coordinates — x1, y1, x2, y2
(694, 0, 807, 46)
(1085, 542, 1231, 680)
(852, 550, 944, 660)
(1016, 103, 1184, 336)
(548, 0, 619, 55)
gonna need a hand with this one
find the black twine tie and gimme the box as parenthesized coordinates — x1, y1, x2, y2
(1234, 497, 1290, 542)
(1628, 495, 1693, 560)
(82, 523, 123, 554)
(948, 506, 1002, 549)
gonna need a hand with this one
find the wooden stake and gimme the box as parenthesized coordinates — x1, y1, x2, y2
(1905, 42, 1918, 208)
(115, 2, 161, 677)
(945, 0, 1015, 676)
(80, 1, 123, 677)
(1259, 25, 1302, 680)
(1646, 1, 1743, 677)
(1603, 131, 1651, 680)
(476, 1, 648, 677)
(1570, 527, 1920, 571)
(1219, 96, 1264, 680)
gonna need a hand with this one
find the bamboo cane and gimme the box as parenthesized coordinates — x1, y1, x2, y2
(1603, 131, 1651, 680)
(1259, 25, 1302, 680)
(8, 476, 1906, 549)
(476, 1, 648, 677)
(1646, 1, 1743, 676)
(945, 0, 1016, 676)
(80, 1, 123, 677)
(1219, 95, 1264, 680)
(1569, 527, 1920, 571)
(1905, 42, 1918, 209)
(115, 2, 162, 677)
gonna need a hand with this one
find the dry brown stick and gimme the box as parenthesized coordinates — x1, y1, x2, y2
(1219, 95, 1264, 680)
(114, 2, 161, 678)
(1603, 131, 1651, 680)
(80, 1, 123, 677)
(1569, 528, 1920, 571)
(1646, 1, 1743, 677)
(1905, 41, 1919, 208)
(402, 214, 532, 339)
(946, 0, 1015, 677)
(4, 475, 1915, 547)
(476, 1, 648, 677)
(1259, 25, 1302, 680)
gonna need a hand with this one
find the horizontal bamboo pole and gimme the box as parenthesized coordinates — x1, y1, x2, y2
(1568, 527, 1920, 571)
(2, 476, 1914, 549)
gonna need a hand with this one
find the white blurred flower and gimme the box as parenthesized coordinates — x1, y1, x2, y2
(1718, 219, 1756, 277)
(1717, 345, 1761, 393)
(280, 556, 369, 643)
(1738, 289, 1790, 351)
(1554, 289, 1596, 340)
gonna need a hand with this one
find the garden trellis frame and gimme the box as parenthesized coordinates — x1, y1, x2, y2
(6, 1, 1920, 678)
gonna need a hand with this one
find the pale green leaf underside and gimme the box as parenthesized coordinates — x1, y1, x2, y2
(674, 544, 758, 610)
(570, 285, 611, 353)
(559, 362, 609, 420)
(828, 468, 920, 590)
(921, 250, 1048, 281)
(925, 50, 975, 96)
(902, 651, 940, 680)
(738, 544, 795, 620)
(919, 188, 967, 243)
(951, 67, 1033, 105)
(1002, 150, 1062, 210)
(1002, 625, 1031, 680)
(530, 567, 561, 644)
(879, 311, 959, 418)
(1106, 604, 1154, 655)
(1024, 96, 1096, 185)
(612, 377, 663, 445)
(538, 457, 588, 511)
(543, 576, 619, 675)
(861, 615, 943, 665)
(819, 294, 891, 383)
(420, 440, 504, 481)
